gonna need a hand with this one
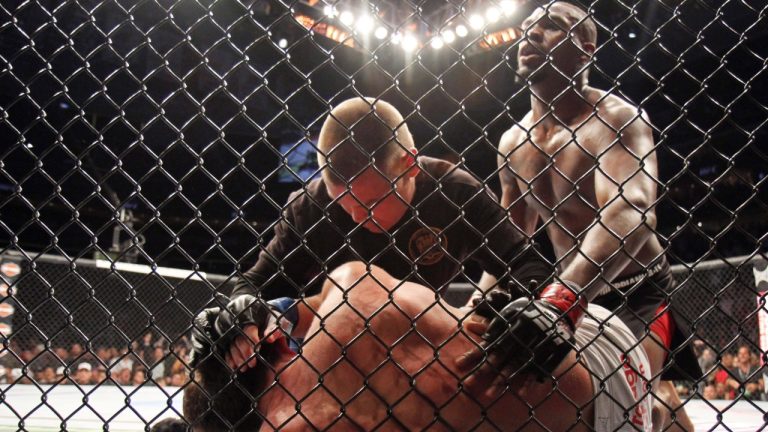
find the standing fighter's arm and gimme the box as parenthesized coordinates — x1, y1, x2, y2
(498, 128, 540, 236)
(559, 108, 658, 301)
(478, 127, 540, 292)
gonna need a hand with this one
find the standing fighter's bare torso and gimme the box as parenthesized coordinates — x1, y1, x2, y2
(499, 88, 663, 277)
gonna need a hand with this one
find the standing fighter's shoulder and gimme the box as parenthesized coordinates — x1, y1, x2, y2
(592, 89, 651, 132)
(498, 113, 534, 159)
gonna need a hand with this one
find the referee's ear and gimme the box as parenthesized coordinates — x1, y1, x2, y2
(400, 147, 420, 179)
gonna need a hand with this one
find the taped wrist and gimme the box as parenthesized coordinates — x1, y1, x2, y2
(267, 297, 299, 334)
(538, 281, 586, 330)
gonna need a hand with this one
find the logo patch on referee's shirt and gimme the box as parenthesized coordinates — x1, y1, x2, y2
(408, 227, 447, 265)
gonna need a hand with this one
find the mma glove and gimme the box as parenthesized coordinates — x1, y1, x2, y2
(189, 294, 294, 368)
(479, 281, 586, 379)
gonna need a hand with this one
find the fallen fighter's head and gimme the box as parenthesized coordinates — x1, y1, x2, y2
(183, 300, 291, 432)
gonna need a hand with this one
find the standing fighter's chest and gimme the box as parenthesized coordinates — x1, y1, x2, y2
(509, 130, 602, 210)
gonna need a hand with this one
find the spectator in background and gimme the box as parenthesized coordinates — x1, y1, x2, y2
(170, 372, 186, 387)
(114, 367, 132, 386)
(74, 363, 92, 385)
(37, 366, 56, 384)
(95, 346, 112, 367)
(92, 365, 107, 386)
(53, 347, 70, 365)
(168, 345, 189, 378)
(698, 347, 717, 375)
(132, 368, 147, 386)
(55, 366, 65, 382)
(715, 382, 731, 400)
(733, 345, 762, 399)
(713, 352, 735, 399)
(703, 384, 717, 400)
(69, 343, 84, 360)
(112, 347, 134, 374)
(150, 346, 166, 381)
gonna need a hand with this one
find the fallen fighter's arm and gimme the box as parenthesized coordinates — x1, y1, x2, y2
(194, 294, 321, 373)
(558, 109, 659, 301)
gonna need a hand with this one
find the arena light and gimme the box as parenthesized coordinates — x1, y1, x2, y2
(295, 14, 355, 47)
(501, 0, 517, 16)
(486, 7, 500, 23)
(339, 10, 354, 27)
(278, 38, 288, 49)
(402, 33, 418, 51)
(323, 5, 338, 18)
(374, 26, 388, 40)
(469, 14, 484, 30)
(455, 24, 468, 37)
(390, 32, 402, 45)
(441, 29, 455, 44)
(430, 37, 444, 49)
(628, 31, 637, 39)
(355, 14, 374, 34)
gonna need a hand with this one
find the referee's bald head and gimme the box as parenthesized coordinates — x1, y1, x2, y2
(317, 97, 415, 185)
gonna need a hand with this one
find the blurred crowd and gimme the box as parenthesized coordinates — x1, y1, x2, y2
(2, 332, 766, 403)
(675, 340, 766, 401)
(0, 333, 192, 388)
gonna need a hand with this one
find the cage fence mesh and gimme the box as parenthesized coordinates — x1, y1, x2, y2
(0, 0, 767, 430)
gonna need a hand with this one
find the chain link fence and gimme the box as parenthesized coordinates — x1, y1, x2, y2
(1, 0, 767, 430)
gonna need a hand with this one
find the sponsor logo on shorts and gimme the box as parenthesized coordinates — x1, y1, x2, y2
(0, 262, 21, 278)
(0, 303, 14, 318)
(408, 226, 447, 266)
(620, 353, 649, 427)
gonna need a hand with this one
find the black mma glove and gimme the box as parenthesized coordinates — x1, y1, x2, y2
(188, 294, 276, 368)
(480, 281, 586, 379)
(471, 289, 513, 320)
(189, 293, 228, 368)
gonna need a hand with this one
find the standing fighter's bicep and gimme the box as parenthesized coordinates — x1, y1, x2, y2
(595, 112, 659, 214)
(498, 131, 538, 236)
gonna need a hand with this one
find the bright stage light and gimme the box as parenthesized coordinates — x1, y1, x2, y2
(323, 5, 338, 17)
(374, 26, 389, 40)
(391, 32, 402, 45)
(355, 15, 373, 34)
(441, 29, 455, 43)
(402, 34, 418, 51)
(486, 7, 500, 23)
(339, 11, 354, 26)
(469, 14, 484, 30)
(430, 37, 444, 49)
(455, 24, 468, 37)
(278, 38, 288, 49)
(501, 0, 517, 16)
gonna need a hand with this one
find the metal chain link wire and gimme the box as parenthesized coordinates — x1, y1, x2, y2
(1, 0, 767, 430)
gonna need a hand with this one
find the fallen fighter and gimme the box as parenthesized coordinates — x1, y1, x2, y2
(184, 262, 653, 431)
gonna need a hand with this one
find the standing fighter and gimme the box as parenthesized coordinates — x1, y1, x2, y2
(485, 1, 702, 429)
